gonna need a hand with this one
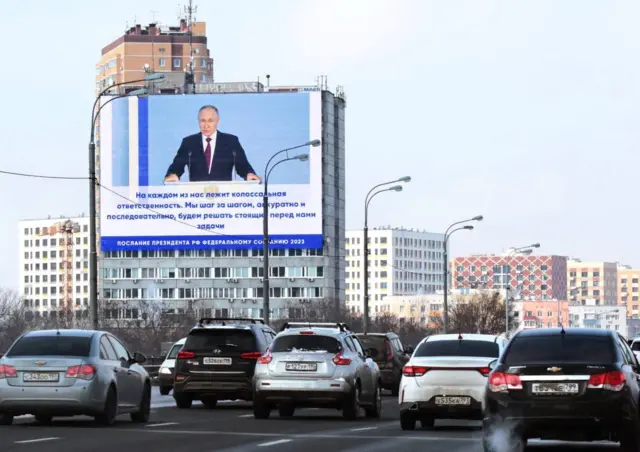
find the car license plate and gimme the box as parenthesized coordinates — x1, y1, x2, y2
(285, 362, 317, 372)
(23, 372, 59, 382)
(531, 382, 579, 394)
(203, 357, 232, 365)
(434, 396, 470, 406)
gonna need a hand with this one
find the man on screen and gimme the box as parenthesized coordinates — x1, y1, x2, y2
(164, 105, 261, 183)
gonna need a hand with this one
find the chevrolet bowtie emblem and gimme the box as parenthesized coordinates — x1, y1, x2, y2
(34, 361, 46, 366)
(547, 367, 562, 373)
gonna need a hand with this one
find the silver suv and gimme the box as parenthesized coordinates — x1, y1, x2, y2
(253, 322, 382, 420)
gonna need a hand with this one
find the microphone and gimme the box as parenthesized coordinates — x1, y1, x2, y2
(188, 151, 192, 181)
(232, 150, 236, 181)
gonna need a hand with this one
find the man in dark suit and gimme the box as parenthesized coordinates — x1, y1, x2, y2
(164, 105, 261, 183)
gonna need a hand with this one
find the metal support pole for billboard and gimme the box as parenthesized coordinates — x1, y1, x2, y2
(362, 180, 409, 333)
(88, 75, 163, 331)
(261, 141, 319, 325)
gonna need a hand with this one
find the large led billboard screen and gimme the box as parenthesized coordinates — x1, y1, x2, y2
(98, 92, 323, 251)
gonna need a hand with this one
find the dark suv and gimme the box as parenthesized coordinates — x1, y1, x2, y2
(172, 318, 276, 409)
(483, 328, 640, 451)
(355, 332, 412, 396)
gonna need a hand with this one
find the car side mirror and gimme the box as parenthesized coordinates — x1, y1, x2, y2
(488, 359, 498, 370)
(366, 348, 379, 359)
(404, 346, 414, 354)
(132, 351, 146, 364)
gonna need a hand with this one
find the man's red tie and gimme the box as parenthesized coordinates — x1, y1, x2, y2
(204, 137, 212, 173)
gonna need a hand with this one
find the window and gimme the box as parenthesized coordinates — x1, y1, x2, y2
(7, 335, 92, 357)
(100, 336, 118, 360)
(166, 343, 183, 359)
(356, 335, 387, 354)
(200, 73, 208, 83)
(414, 340, 499, 358)
(185, 329, 256, 352)
(173, 58, 181, 68)
(504, 335, 615, 365)
(158, 58, 166, 67)
(107, 335, 131, 362)
(271, 335, 341, 353)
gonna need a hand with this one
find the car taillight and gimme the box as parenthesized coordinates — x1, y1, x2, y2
(0, 364, 17, 379)
(385, 340, 394, 361)
(403, 365, 428, 377)
(177, 350, 196, 359)
(299, 331, 315, 335)
(488, 372, 522, 392)
(241, 352, 263, 360)
(333, 353, 351, 365)
(65, 364, 96, 380)
(257, 350, 272, 364)
(588, 371, 626, 391)
(478, 367, 492, 376)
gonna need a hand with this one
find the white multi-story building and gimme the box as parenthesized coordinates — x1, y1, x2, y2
(345, 227, 446, 314)
(568, 299, 627, 337)
(19, 215, 92, 317)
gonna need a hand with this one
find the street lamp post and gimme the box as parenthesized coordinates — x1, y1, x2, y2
(363, 176, 411, 333)
(504, 243, 540, 336)
(442, 217, 482, 333)
(262, 140, 320, 325)
(89, 74, 164, 330)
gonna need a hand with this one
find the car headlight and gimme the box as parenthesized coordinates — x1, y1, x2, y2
(159, 367, 173, 375)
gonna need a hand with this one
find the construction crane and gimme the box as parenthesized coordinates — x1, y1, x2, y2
(42, 219, 80, 324)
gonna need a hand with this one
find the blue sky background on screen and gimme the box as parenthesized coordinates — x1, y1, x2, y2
(1, 0, 640, 287)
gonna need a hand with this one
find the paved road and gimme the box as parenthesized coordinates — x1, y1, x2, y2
(0, 389, 621, 452)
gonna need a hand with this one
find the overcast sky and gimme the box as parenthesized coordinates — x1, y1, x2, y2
(1, 0, 639, 289)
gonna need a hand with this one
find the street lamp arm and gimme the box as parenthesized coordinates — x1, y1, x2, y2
(365, 180, 402, 205)
(90, 94, 133, 141)
(445, 216, 481, 236)
(266, 156, 303, 185)
(445, 226, 472, 242)
(365, 186, 399, 228)
(264, 142, 314, 180)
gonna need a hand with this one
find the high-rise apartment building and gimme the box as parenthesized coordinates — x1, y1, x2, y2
(451, 253, 568, 301)
(96, 20, 214, 95)
(617, 265, 640, 317)
(567, 259, 618, 306)
(19, 216, 91, 318)
(345, 228, 446, 314)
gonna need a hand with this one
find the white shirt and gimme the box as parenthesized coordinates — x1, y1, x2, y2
(202, 131, 218, 173)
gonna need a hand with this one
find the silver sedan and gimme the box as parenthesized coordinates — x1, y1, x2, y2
(0, 329, 151, 425)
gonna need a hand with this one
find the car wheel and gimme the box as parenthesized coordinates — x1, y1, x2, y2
(95, 386, 118, 426)
(365, 385, 382, 419)
(34, 415, 53, 425)
(174, 393, 193, 409)
(343, 383, 361, 420)
(159, 386, 171, 396)
(253, 398, 271, 419)
(0, 413, 14, 426)
(400, 411, 416, 430)
(131, 384, 151, 423)
(278, 405, 295, 418)
(201, 397, 218, 409)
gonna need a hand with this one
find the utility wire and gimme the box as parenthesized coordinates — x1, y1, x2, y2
(0, 169, 88, 180)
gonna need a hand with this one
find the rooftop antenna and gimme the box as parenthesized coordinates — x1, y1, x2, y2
(182, 0, 197, 93)
(150, 10, 159, 23)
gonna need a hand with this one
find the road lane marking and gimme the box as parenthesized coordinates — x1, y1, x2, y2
(238, 414, 254, 418)
(350, 427, 378, 431)
(146, 422, 179, 427)
(15, 437, 60, 444)
(258, 439, 292, 447)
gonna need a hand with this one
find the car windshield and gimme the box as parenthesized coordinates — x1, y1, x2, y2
(185, 329, 256, 352)
(414, 339, 499, 358)
(7, 335, 92, 357)
(167, 343, 183, 359)
(504, 335, 615, 365)
(271, 334, 341, 353)
(356, 335, 387, 353)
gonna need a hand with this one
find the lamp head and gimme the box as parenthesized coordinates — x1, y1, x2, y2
(532, 243, 541, 248)
(473, 215, 484, 221)
(390, 185, 403, 192)
(398, 176, 411, 183)
(128, 88, 148, 97)
(463, 225, 474, 230)
(308, 139, 321, 147)
(143, 73, 165, 81)
(295, 153, 309, 162)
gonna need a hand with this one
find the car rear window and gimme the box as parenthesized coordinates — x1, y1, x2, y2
(414, 340, 499, 358)
(167, 343, 183, 359)
(185, 329, 256, 352)
(7, 335, 92, 357)
(356, 335, 387, 353)
(504, 335, 615, 365)
(271, 334, 341, 353)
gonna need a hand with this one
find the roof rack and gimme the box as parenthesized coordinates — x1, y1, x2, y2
(280, 322, 350, 333)
(197, 317, 265, 327)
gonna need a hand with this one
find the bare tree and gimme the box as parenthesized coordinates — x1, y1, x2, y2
(430, 290, 518, 335)
(0, 289, 31, 352)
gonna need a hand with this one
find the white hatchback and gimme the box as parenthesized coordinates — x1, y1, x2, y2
(398, 333, 508, 431)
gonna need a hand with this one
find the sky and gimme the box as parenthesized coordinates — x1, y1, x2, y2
(1, 0, 640, 289)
